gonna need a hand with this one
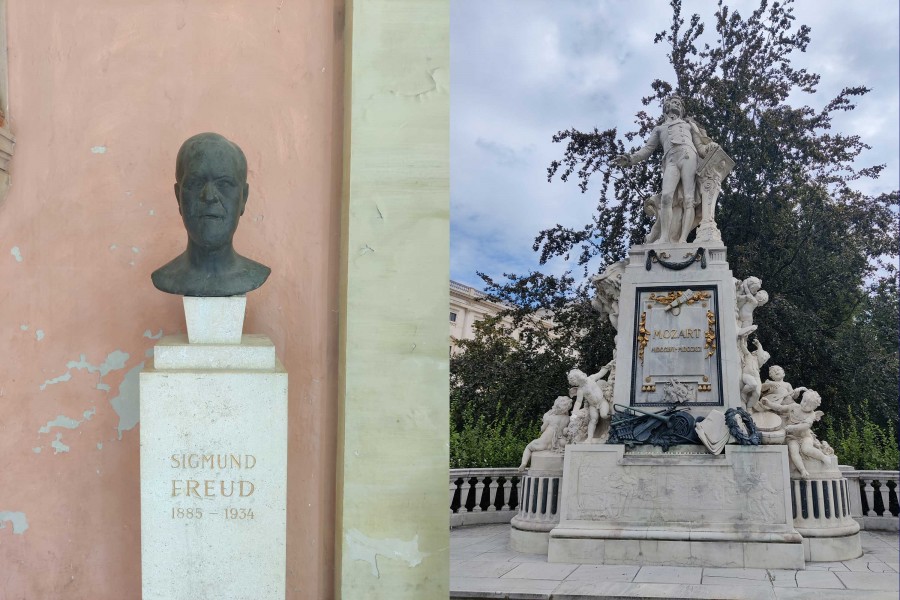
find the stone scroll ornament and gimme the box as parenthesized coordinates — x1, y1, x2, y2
(151, 133, 271, 297)
(613, 96, 734, 245)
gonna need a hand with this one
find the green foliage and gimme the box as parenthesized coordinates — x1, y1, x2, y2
(449, 408, 539, 469)
(823, 404, 900, 471)
(449, 0, 898, 459)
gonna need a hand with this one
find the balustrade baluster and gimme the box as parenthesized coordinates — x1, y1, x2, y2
(459, 478, 472, 514)
(501, 478, 513, 511)
(863, 478, 876, 517)
(487, 478, 499, 512)
(449, 480, 458, 515)
(472, 477, 485, 512)
(877, 479, 890, 517)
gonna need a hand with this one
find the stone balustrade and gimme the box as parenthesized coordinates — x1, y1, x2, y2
(841, 468, 900, 531)
(450, 467, 899, 531)
(449, 468, 522, 527)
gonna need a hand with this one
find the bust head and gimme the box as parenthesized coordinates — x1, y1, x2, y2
(567, 369, 587, 387)
(553, 396, 574, 414)
(663, 96, 685, 118)
(151, 133, 270, 297)
(768, 365, 785, 381)
(175, 133, 249, 251)
(800, 390, 822, 411)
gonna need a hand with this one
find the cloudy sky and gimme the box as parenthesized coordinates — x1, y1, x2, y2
(450, 0, 900, 288)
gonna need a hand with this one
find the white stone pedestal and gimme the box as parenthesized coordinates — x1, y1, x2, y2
(613, 243, 742, 419)
(140, 298, 287, 600)
(510, 452, 564, 554)
(548, 444, 805, 568)
(790, 456, 862, 562)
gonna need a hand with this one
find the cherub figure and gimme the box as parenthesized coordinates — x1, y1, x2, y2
(758, 365, 794, 409)
(518, 396, 574, 470)
(763, 389, 830, 477)
(568, 368, 613, 443)
(734, 276, 769, 337)
(739, 335, 770, 409)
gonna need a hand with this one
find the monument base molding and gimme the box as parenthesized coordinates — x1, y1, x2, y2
(548, 444, 805, 568)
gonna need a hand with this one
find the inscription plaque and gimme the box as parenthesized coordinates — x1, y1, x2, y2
(631, 285, 722, 406)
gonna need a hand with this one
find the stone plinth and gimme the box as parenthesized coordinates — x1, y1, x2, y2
(791, 456, 862, 562)
(613, 243, 742, 419)
(510, 452, 564, 554)
(548, 444, 805, 568)
(183, 295, 247, 344)
(140, 299, 287, 600)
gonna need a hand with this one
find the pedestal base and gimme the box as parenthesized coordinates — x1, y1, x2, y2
(510, 452, 563, 554)
(790, 457, 862, 562)
(140, 334, 287, 600)
(548, 444, 805, 568)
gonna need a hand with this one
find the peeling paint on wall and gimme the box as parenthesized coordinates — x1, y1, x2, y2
(32, 447, 41, 454)
(90, 145, 107, 154)
(35, 329, 44, 341)
(51, 432, 70, 454)
(19, 324, 28, 331)
(344, 529, 426, 578)
(110, 362, 143, 440)
(0, 512, 29, 535)
(40, 350, 130, 390)
(97, 442, 103, 450)
(37, 408, 96, 435)
(10, 246, 22, 262)
(143, 329, 163, 340)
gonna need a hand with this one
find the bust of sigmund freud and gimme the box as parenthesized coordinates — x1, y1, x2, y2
(151, 133, 271, 297)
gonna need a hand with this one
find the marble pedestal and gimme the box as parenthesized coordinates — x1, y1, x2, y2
(613, 243, 742, 420)
(140, 298, 287, 600)
(548, 444, 805, 568)
(510, 452, 564, 554)
(790, 456, 862, 562)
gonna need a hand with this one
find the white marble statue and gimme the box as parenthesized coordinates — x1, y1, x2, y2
(568, 368, 613, 443)
(518, 395, 574, 470)
(762, 389, 831, 478)
(613, 96, 732, 244)
(590, 260, 626, 330)
(735, 276, 769, 337)
(751, 365, 794, 443)
(563, 407, 590, 445)
(738, 335, 770, 409)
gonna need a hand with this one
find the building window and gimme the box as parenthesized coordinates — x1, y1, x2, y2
(450, 311, 457, 323)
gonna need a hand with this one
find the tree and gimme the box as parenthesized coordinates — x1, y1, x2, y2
(451, 0, 899, 463)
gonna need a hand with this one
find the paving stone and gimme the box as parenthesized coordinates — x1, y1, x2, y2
(803, 561, 849, 571)
(502, 562, 579, 580)
(552, 580, 776, 599)
(453, 559, 520, 578)
(565, 564, 640, 582)
(634, 566, 703, 584)
(450, 576, 557, 598)
(766, 569, 799, 588)
(774, 588, 898, 600)
(794, 570, 844, 589)
(835, 571, 900, 591)
(703, 567, 771, 580)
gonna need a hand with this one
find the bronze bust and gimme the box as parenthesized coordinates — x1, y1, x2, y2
(151, 133, 270, 296)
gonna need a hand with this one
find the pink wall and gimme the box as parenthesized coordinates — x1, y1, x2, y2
(0, 2, 343, 597)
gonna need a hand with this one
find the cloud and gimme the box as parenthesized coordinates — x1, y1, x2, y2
(451, 0, 899, 288)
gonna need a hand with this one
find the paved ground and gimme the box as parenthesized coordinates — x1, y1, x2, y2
(450, 524, 899, 599)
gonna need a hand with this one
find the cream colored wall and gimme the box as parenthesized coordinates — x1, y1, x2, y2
(336, 0, 449, 596)
(0, 2, 343, 598)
